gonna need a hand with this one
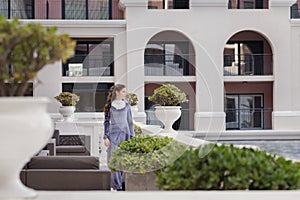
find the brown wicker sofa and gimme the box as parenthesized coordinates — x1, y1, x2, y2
(21, 156, 110, 190)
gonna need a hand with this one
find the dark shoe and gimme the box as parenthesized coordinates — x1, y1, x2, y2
(122, 182, 125, 191)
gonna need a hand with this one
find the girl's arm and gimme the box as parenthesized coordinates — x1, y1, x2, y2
(127, 104, 135, 138)
(103, 113, 110, 140)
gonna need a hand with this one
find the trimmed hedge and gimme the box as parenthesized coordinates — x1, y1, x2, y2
(108, 135, 186, 173)
(156, 144, 300, 190)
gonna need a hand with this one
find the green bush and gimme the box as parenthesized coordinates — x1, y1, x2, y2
(156, 144, 300, 190)
(108, 135, 186, 174)
(148, 84, 188, 106)
(54, 92, 80, 106)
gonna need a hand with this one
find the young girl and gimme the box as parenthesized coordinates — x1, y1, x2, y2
(103, 84, 134, 191)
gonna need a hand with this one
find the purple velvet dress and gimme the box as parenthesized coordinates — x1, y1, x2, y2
(104, 102, 134, 190)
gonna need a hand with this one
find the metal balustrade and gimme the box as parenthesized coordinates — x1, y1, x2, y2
(145, 108, 194, 131)
(225, 108, 272, 130)
(63, 54, 113, 76)
(0, 0, 124, 19)
(228, 0, 268, 9)
(144, 54, 194, 76)
(223, 53, 273, 76)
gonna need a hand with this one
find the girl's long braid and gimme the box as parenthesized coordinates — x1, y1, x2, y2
(104, 85, 115, 116)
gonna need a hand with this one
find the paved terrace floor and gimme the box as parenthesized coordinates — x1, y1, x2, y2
(36, 191, 300, 200)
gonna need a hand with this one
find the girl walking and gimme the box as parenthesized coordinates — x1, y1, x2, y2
(104, 84, 134, 191)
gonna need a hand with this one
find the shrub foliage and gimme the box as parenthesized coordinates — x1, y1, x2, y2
(156, 144, 300, 190)
(148, 84, 188, 106)
(108, 135, 186, 174)
(54, 92, 80, 106)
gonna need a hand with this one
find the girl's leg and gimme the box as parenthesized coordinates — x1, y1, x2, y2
(111, 171, 123, 190)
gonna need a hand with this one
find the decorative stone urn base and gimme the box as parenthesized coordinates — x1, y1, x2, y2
(130, 105, 138, 118)
(125, 172, 158, 191)
(154, 106, 181, 134)
(0, 97, 53, 199)
(59, 106, 76, 122)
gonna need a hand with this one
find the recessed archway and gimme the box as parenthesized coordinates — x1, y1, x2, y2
(224, 30, 273, 130)
(144, 30, 196, 130)
(144, 30, 195, 76)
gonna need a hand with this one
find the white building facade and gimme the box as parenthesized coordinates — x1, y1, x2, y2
(4, 0, 300, 132)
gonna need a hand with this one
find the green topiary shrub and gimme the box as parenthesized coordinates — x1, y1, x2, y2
(54, 92, 80, 106)
(108, 135, 186, 174)
(148, 84, 188, 106)
(156, 144, 300, 190)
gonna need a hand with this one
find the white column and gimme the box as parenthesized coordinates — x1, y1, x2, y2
(35, 61, 62, 113)
(194, 46, 225, 133)
(271, 1, 299, 130)
(119, 0, 150, 124)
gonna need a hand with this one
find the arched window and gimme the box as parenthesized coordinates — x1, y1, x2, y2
(144, 31, 195, 76)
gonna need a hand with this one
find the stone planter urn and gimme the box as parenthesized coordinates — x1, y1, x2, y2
(59, 106, 76, 122)
(155, 106, 181, 134)
(130, 105, 138, 118)
(0, 97, 53, 199)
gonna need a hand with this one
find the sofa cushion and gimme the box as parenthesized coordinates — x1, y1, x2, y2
(25, 170, 111, 190)
(28, 156, 99, 169)
(56, 145, 86, 153)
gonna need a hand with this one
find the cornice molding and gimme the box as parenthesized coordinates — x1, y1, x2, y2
(191, 0, 228, 7)
(119, 0, 148, 10)
(270, 0, 297, 7)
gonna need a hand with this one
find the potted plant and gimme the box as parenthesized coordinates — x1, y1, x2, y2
(0, 17, 75, 199)
(148, 84, 188, 134)
(108, 135, 186, 190)
(54, 92, 80, 122)
(126, 92, 139, 117)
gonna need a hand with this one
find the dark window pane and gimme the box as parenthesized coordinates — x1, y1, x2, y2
(63, 39, 114, 76)
(0, 0, 8, 18)
(64, 0, 109, 19)
(173, 0, 189, 9)
(62, 83, 113, 112)
(65, 0, 86, 19)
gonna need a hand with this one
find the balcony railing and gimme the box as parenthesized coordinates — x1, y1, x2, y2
(63, 54, 113, 76)
(224, 54, 273, 76)
(0, 0, 123, 19)
(228, 0, 268, 9)
(144, 54, 195, 76)
(0, 0, 34, 19)
(145, 108, 193, 131)
(62, 0, 109, 19)
(291, 3, 300, 18)
(225, 108, 272, 130)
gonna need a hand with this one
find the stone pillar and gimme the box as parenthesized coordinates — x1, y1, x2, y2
(271, 0, 299, 130)
(119, 0, 149, 123)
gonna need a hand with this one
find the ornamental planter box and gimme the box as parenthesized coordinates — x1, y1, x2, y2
(125, 172, 159, 191)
